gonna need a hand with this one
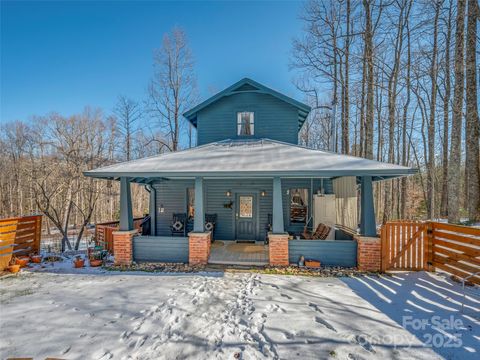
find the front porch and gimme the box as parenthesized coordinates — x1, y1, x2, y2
(209, 240, 269, 266)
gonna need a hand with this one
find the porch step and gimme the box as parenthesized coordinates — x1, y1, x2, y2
(208, 259, 268, 266)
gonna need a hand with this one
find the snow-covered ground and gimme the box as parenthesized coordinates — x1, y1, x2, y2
(0, 268, 478, 360)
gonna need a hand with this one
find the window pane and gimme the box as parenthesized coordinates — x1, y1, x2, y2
(187, 188, 195, 219)
(239, 196, 253, 218)
(290, 189, 308, 223)
(237, 112, 254, 136)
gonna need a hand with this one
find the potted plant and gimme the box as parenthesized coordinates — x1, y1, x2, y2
(89, 253, 102, 267)
(15, 256, 30, 267)
(73, 255, 85, 268)
(7, 264, 20, 273)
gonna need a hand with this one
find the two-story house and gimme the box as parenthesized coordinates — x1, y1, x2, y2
(85, 78, 416, 268)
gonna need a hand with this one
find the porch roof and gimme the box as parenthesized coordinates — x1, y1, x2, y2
(84, 139, 417, 183)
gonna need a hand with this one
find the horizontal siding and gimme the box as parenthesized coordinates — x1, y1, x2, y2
(133, 236, 188, 263)
(197, 92, 299, 145)
(205, 179, 273, 241)
(153, 178, 334, 240)
(288, 240, 357, 267)
(153, 180, 194, 236)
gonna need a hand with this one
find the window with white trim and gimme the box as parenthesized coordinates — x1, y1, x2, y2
(237, 112, 254, 136)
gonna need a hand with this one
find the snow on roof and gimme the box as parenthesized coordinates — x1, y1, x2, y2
(84, 139, 417, 180)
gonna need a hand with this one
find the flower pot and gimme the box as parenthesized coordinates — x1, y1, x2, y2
(31, 255, 42, 264)
(73, 258, 85, 268)
(89, 259, 102, 267)
(15, 257, 30, 268)
(305, 260, 321, 268)
(7, 264, 21, 273)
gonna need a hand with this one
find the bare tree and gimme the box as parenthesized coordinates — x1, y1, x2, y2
(114, 95, 142, 161)
(147, 27, 197, 152)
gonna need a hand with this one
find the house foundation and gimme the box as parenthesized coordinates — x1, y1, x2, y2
(355, 235, 382, 271)
(189, 231, 212, 265)
(112, 229, 137, 266)
(268, 233, 289, 266)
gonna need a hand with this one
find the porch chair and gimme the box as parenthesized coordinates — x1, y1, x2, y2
(204, 213, 217, 242)
(303, 223, 331, 240)
(264, 214, 272, 244)
(170, 213, 187, 237)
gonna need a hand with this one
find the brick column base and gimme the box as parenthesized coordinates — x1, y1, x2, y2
(268, 233, 289, 266)
(112, 230, 137, 266)
(355, 235, 381, 271)
(188, 231, 211, 265)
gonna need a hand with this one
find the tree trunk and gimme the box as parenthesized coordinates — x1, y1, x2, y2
(440, 1, 453, 217)
(426, 1, 441, 219)
(448, 0, 467, 223)
(363, 0, 375, 160)
(465, 0, 480, 221)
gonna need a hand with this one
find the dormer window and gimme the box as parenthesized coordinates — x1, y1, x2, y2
(237, 112, 254, 136)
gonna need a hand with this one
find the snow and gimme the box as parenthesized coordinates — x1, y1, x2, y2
(0, 268, 477, 360)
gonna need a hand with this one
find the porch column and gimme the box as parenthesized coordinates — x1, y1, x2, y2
(269, 176, 289, 266)
(119, 177, 133, 231)
(272, 176, 284, 233)
(147, 184, 156, 236)
(193, 177, 204, 232)
(360, 176, 376, 237)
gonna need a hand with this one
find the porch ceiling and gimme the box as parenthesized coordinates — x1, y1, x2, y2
(84, 138, 417, 183)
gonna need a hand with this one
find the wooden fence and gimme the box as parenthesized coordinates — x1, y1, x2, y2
(381, 220, 480, 284)
(0, 215, 42, 269)
(95, 217, 144, 254)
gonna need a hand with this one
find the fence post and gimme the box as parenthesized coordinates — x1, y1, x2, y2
(425, 221, 434, 272)
(34, 216, 42, 254)
(381, 224, 387, 272)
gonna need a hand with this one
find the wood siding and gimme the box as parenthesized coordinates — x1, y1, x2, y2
(133, 236, 189, 263)
(153, 178, 333, 241)
(288, 239, 357, 267)
(196, 92, 300, 145)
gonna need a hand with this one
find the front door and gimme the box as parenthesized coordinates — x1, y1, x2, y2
(235, 193, 256, 240)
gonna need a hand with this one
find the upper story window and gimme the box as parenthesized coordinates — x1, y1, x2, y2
(237, 112, 254, 136)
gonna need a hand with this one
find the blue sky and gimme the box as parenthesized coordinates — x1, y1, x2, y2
(1, 0, 306, 123)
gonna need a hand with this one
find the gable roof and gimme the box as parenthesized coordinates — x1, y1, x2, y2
(183, 78, 311, 130)
(84, 138, 417, 182)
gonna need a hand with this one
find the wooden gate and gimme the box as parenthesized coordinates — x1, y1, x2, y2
(381, 220, 480, 284)
(381, 221, 430, 271)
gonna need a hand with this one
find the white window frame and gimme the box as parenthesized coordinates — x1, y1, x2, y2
(237, 112, 254, 136)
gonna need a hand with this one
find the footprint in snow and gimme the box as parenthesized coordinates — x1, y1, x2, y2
(134, 335, 148, 349)
(61, 345, 71, 354)
(354, 334, 375, 353)
(283, 331, 295, 340)
(270, 284, 280, 289)
(308, 302, 323, 313)
(266, 304, 286, 313)
(280, 293, 292, 299)
(96, 351, 113, 360)
(315, 316, 337, 332)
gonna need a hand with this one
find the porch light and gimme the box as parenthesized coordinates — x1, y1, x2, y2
(226, 190, 232, 197)
(159, 204, 165, 213)
(261, 190, 266, 197)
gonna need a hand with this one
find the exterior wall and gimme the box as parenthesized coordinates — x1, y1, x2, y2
(133, 236, 189, 263)
(154, 180, 194, 236)
(288, 239, 357, 267)
(153, 178, 334, 241)
(196, 92, 300, 145)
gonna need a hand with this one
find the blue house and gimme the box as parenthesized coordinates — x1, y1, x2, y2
(85, 78, 415, 268)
